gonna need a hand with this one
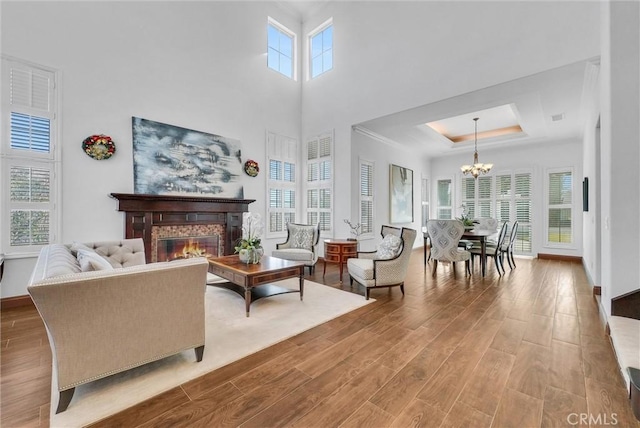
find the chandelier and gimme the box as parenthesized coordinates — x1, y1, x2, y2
(460, 117, 493, 179)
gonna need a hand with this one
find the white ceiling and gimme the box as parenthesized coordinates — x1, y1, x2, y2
(354, 58, 598, 158)
(279, 1, 598, 159)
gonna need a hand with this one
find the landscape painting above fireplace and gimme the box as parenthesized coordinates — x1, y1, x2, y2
(132, 117, 244, 198)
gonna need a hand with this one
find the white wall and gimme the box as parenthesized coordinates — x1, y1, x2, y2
(1, 1, 302, 297)
(429, 139, 583, 258)
(599, 0, 640, 316)
(300, 1, 600, 239)
(350, 130, 428, 252)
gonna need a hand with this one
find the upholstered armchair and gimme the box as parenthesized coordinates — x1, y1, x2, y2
(347, 226, 416, 300)
(426, 219, 471, 277)
(272, 222, 321, 274)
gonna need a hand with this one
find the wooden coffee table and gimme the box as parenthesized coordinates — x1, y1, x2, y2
(207, 255, 305, 317)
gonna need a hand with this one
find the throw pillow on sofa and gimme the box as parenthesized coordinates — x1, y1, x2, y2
(77, 248, 114, 272)
(376, 234, 402, 260)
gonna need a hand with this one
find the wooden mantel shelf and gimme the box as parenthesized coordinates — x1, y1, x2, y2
(110, 193, 255, 212)
(110, 193, 255, 263)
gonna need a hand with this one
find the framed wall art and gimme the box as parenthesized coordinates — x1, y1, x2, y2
(132, 117, 244, 198)
(389, 164, 414, 223)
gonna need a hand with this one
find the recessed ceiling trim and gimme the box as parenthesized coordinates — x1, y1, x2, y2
(450, 125, 524, 143)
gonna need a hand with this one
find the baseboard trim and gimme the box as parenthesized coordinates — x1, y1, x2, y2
(1, 295, 34, 310)
(593, 285, 602, 296)
(537, 253, 582, 263)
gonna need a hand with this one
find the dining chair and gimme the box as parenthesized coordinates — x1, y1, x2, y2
(498, 221, 519, 270)
(470, 221, 508, 275)
(426, 219, 471, 277)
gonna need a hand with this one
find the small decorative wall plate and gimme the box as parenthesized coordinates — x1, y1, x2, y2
(82, 134, 116, 160)
(244, 159, 259, 177)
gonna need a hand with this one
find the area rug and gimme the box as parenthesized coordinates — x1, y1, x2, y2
(49, 279, 374, 428)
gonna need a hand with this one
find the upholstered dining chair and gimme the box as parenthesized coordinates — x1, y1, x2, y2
(498, 221, 519, 270)
(272, 222, 320, 274)
(470, 221, 509, 275)
(426, 219, 471, 277)
(347, 226, 416, 300)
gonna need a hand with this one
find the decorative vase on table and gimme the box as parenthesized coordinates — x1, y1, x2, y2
(238, 247, 263, 264)
(235, 212, 264, 264)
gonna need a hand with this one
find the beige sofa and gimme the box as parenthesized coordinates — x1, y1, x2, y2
(27, 238, 209, 413)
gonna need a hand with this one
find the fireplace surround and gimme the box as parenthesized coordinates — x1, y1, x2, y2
(110, 193, 255, 263)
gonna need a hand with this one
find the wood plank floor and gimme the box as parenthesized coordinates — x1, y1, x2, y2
(2, 250, 639, 427)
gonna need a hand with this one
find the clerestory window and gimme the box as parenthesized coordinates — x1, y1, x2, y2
(268, 18, 295, 79)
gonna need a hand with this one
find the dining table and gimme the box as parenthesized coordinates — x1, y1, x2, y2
(423, 228, 496, 277)
(461, 228, 496, 277)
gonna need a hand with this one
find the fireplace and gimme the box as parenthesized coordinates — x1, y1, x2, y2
(156, 234, 221, 262)
(110, 193, 255, 263)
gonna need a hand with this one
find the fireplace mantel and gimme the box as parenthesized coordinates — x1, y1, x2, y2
(110, 193, 255, 263)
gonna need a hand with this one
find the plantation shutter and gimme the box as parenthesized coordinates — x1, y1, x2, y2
(267, 132, 297, 237)
(514, 173, 532, 252)
(461, 177, 475, 218)
(548, 171, 572, 244)
(495, 174, 512, 223)
(306, 132, 333, 233)
(359, 161, 374, 235)
(476, 176, 493, 218)
(3, 59, 57, 250)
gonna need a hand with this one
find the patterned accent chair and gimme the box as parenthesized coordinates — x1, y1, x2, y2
(272, 223, 321, 274)
(347, 226, 416, 300)
(426, 219, 471, 277)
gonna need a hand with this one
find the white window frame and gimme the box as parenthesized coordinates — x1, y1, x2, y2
(460, 175, 494, 219)
(435, 177, 453, 219)
(267, 17, 297, 80)
(460, 169, 534, 255)
(305, 131, 333, 236)
(358, 158, 374, 239)
(308, 18, 333, 79)
(545, 167, 574, 248)
(513, 170, 533, 255)
(1, 56, 60, 256)
(266, 131, 297, 239)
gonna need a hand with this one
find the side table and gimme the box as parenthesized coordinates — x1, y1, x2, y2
(323, 239, 358, 283)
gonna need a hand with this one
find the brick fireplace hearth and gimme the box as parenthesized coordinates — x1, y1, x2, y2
(110, 193, 255, 263)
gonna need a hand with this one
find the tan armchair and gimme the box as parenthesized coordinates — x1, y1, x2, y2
(272, 222, 321, 274)
(347, 226, 417, 300)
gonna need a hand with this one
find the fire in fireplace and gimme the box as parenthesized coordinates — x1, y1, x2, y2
(157, 235, 221, 262)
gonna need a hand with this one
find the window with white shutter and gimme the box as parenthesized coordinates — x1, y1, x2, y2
(359, 159, 374, 237)
(460, 171, 533, 255)
(306, 132, 333, 233)
(461, 176, 493, 219)
(266, 132, 297, 238)
(2, 57, 59, 254)
(546, 169, 573, 245)
(514, 172, 533, 253)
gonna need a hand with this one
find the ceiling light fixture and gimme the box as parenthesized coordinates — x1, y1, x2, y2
(460, 117, 493, 179)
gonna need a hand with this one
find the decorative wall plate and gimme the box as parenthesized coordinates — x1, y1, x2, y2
(244, 159, 259, 177)
(82, 134, 116, 160)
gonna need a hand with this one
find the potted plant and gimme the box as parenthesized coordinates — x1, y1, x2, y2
(235, 212, 264, 263)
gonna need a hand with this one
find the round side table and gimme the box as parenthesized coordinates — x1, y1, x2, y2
(323, 239, 358, 282)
